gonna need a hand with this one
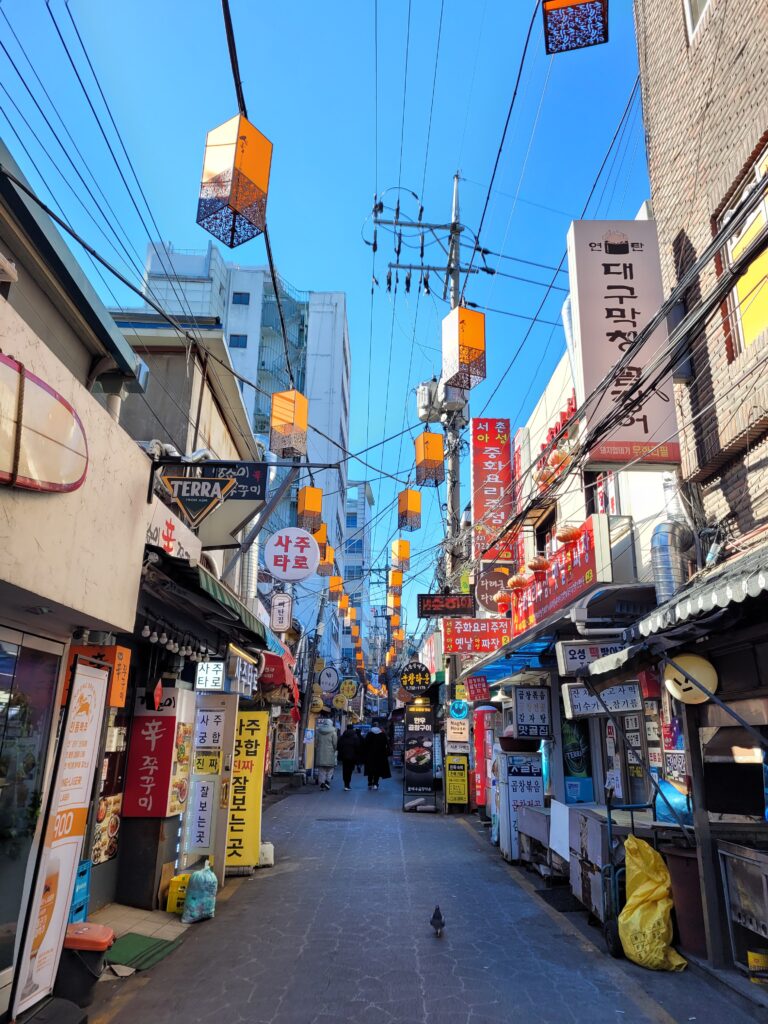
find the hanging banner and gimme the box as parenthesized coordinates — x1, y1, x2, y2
(442, 618, 513, 655)
(226, 710, 269, 866)
(13, 662, 108, 1017)
(567, 219, 680, 466)
(404, 705, 435, 797)
(470, 418, 514, 561)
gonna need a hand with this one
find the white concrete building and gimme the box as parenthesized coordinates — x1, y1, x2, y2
(340, 481, 375, 673)
(140, 242, 351, 666)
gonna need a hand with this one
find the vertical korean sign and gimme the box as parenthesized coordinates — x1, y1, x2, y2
(470, 418, 513, 562)
(403, 705, 435, 801)
(226, 710, 269, 867)
(14, 662, 108, 1016)
(567, 220, 680, 465)
(122, 689, 194, 817)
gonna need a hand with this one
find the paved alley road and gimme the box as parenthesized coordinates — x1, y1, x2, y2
(96, 774, 763, 1024)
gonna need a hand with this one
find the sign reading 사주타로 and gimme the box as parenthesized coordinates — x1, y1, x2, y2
(13, 662, 109, 1017)
(226, 710, 269, 867)
(263, 527, 320, 582)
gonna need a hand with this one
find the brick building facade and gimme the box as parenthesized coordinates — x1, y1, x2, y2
(634, 0, 768, 540)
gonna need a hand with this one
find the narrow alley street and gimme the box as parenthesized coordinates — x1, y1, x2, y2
(91, 780, 760, 1024)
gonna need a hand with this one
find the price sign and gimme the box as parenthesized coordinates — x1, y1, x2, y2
(400, 660, 431, 697)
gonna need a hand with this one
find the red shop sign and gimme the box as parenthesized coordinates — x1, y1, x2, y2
(466, 675, 491, 702)
(470, 418, 513, 562)
(442, 618, 513, 655)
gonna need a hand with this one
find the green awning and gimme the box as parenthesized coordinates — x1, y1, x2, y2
(197, 567, 267, 643)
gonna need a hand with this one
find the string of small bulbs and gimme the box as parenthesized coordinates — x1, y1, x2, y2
(139, 620, 218, 662)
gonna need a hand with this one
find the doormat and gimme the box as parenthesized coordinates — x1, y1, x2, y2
(106, 932, 183, 971)
(534, 886, 585, 913)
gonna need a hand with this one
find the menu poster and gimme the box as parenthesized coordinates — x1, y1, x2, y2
(404, 706, 435, 796)
(92, 706, 129, 866)
(13, 663, 108, 1017)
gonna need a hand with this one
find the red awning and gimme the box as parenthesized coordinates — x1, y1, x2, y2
(260, 650, 300, 705)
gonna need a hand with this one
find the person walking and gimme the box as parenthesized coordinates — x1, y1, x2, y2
(364, 720, 391, 790)
(354, 727, 365, 774)
(314, 712, 337, 790)
(337, 726, 362, 791)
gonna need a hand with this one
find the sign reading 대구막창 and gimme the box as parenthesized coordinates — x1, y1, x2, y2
(566, 220, 680, 466)
(470, 418, 514, 561)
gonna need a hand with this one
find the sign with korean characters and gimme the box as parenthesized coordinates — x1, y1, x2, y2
(123, 689, 195, 817)
(475, 569, 510, 614)
(417, 593, 476, 618)
(400, 661, 432, 697)
(146, 498, 202, 562)
(555, 639, 627, 676)
(404, 705, 435, 796)
(264, 527, 320, 582)
(562, 681, 643, 719)
(470, 418, 514, 561)
(465, 675, 491, 702)
(270, 593, 293, 632)
(504, 753, 545, 861)
(226, 711, 269, 867)
(442, 617, 513, 655)
(63, 645, 131, 708)
(445, 755, 469, 804)
(512, 515, 612, 637)
(13, 663, 108, 1017)
(511, 686, 552, 739)
(566, 219, 681, 466)
(340, 678, 358, 700)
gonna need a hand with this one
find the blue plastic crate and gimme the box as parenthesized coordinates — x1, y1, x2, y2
(72, 860, 91, 906)
(68, 899, 88, 924)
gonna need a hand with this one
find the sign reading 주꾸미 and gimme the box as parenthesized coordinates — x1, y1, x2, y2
(400, 661, 431, 696)
(264, 527, 321, 582)
(567, 220, 681, 466)
(470, 418, 514, 561)
(442, 617, 513, 655)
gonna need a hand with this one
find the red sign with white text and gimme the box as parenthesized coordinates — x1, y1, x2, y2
(466, 675, 491, 701)
(123, 690, 194, 817)
(512, 515, 612, 635)
(471, 418, 513, 561)
(442, 618, 513, 655)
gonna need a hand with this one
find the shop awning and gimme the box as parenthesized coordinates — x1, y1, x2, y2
(259, 648, 300, 706)
(197, 567, 267, 643)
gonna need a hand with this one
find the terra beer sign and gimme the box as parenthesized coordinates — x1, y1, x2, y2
(470, 418, 513, 561)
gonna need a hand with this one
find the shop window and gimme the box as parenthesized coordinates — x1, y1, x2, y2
(683, 0, 711, 38)
(722, 144, 768, 362)
(232, 291, 250, 305)
(535, 506, 556, 556)
(229, 333, 248, 349)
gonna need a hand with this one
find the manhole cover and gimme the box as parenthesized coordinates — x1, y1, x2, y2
(315, 817, 353, 823)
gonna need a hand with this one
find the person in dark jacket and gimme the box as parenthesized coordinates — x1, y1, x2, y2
(337, 726, 362, 791)
(364, 721, 391, 790)
(354, 727, 365, 773)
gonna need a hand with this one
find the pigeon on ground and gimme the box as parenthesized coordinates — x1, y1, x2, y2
(430, 905, 446, 937)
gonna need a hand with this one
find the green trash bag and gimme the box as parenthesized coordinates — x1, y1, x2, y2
(618, 835, 687, 971)
(181, 861, 218, 924)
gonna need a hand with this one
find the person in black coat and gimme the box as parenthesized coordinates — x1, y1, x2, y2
(364, 720, 392, 790)
(337, 727, 362, 790)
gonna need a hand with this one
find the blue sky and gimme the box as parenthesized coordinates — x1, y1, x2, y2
(0, 1, 648, 641)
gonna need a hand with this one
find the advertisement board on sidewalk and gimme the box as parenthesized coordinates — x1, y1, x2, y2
(226, 710, 269, 867)
(403, 706, 435, 798)
(13, 662, 109, 1017)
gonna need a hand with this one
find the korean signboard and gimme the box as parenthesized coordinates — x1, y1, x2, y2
(470, 418, 514, 561)
(195, 661, 225, 691)
(270, 592, 293, 632)
(442, 617, 513, 655)
(502, 752, 545, 862)
(465, 674, 491, 702)
(146, 498, 202, 562)
(226, 710, 269, 867)
(475, 569, 510, 613)
(14, 663, 108, 1016)
(400, 661, 432, 697)
(159, 461, 268, 529)
(511, 686, 552, 739)
(562, 681, 643, 719)
(555, 639, 626, 676)
(417, 592, 476, 618)
(445, 755, 469, 805)
(513, 427, 530, 514)
(567, 220, 680, 466)
(123, 689, 195, 817)
(404, 705, 435, 797)
(63, 644, 131, 708)
(264, 527, 321, 582)
(512, 515, 612, 636)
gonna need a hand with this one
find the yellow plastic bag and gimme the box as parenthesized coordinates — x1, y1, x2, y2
(618, 835, 687, 971)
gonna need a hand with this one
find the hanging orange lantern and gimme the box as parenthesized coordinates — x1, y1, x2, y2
(441, 306, 486, 389)
(351, 624, 360, 639)
(346, 607, 357, 623)
(495, 591, 511, 615)
(328, 575, 343, 600)
(548, 447, 573, 474)
(316, 545, 335, 577)
(390, 613, 401, 628)
(338, 594, 349, 613)
(556, 523, 582, 544)
(297, 486, 323, 531)
(534, 466, 555, 492)
(528, 554, 552, 572)
(543, 0, 609, 57)
(390, 592, 402, 609)
(391, 539, 410, 571)
(415, 431, 445, 487)
(507, 572, 532, 591)
(269, 389, 308, 458)
(196, 114, 273, 247)
(313, 522, 328, 559)
(388, 569, 403, 594)
(398, 489, 422, 531)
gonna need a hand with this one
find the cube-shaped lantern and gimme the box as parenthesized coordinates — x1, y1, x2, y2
(328, 576, 343, 600)
(298, 486, 323, 531)
(390, 613, 401, 628)
(388, 569, 403, 594)
(392, 628, 404, 643)
(415, 432, 445, 486)
(346, 607, 357, 623)
(197, 114, 273, 248)
(543, 0, 609, 55)
(390, 592, 402, 609)
(270, 390, 308, 458)
(316, 545, 335, 577)
(339, 594, 350, 613)
(392, 539, 410, 571)
(351, 624, 360, 639)
(441, 306, 486, 389)
(398, 489, 422, 531)
(313, 523, 328, 560)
